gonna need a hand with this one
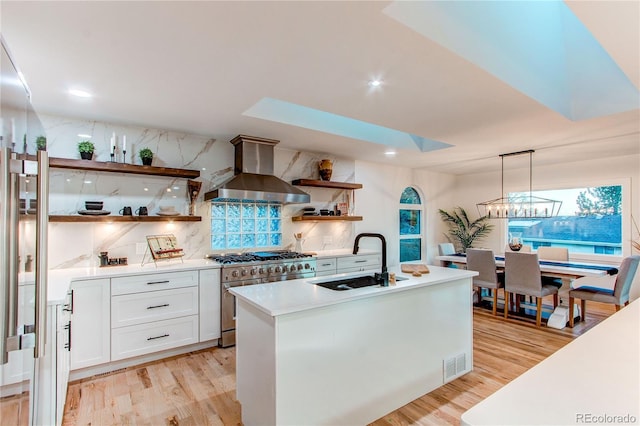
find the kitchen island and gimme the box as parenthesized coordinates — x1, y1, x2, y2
(230, 265, 477, 425)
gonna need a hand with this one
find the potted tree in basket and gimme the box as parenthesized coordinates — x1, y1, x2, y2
(36, 136, 47, 151)
(78, 140, 95, 160)
(438, 207, 493, 253)
(139, 148, 153, 166)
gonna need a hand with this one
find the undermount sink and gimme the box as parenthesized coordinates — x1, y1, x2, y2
(313, 275, 408, 291)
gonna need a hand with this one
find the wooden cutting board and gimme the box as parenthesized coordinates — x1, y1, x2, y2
(401, 264, 430, 274)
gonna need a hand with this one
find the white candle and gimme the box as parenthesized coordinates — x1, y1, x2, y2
(110, 132, 116, 153)
(122, 135, 126, 152)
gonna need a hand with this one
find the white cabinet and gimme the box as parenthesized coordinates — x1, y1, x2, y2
(314, 253, 382, 277)
(111, 286, 199, 328)
(69, 268, 220, 376)
(111, 270, 198, 295)
(199, 269, 221, 342)
(315, 258, 338, 277)
(337, 254, 381, 271)
(69, 278, 111, 370)
(110, 270, 200, 361)
(337, 254, 381, 273)
(111, 315, 199, 361)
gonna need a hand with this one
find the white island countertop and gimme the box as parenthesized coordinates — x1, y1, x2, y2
(461, 298, 640, 425)
(46, 258, 220, 305)
(230, 264, 477, 317)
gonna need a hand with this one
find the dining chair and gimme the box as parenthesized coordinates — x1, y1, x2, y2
(438, 243, 456, 256)
(537, 247, 569, 288)
(504, 252, 559, 327)
(505, 244, 532, 253)
(466, 249, 504, 316)
(569, 255, 640, 327)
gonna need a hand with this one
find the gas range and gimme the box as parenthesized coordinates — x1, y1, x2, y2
(208, 250, 317, 348)
(206, 251, 316, 283)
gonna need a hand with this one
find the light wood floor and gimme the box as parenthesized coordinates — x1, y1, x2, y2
(53, 300, 616, 426)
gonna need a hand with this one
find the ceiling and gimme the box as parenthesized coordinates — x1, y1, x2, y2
(2, 1, 638, 175)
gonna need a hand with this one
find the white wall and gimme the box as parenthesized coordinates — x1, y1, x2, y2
(354, 160, 457, 267)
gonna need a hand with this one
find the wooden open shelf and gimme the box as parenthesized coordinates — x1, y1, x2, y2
(49, 157, 200, 179)
(292, 215, 363, 222)
(49, 215, 202, 223)
(291, 179, 362, 190)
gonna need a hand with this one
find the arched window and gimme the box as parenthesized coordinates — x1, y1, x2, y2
(399, 187, 423, 262)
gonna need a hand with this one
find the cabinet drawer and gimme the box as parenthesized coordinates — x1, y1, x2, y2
(111, 315, 199, 361)
(337, 254, 381, 271)
(316, 258, 337, 273)
(111, 287, 199, 328)
(111, 270, 198, 295)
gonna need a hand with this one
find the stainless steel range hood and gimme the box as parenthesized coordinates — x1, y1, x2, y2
(204, 135, 310, 204)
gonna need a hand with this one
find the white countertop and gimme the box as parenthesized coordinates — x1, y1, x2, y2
(461, 299, 640, 425)
(45, 259, 220, 305)
(230, 265, 477, 317)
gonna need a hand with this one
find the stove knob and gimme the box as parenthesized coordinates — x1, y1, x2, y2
(241, 269, 247, 276)
(231, 270, 239, 278)
(297, 264, 303, 271)
(258, 267, 264, 274)
(275, 266, 281, 273)
(304, 263, 311, 269)
(250, 268, 257, 275)
(267, 267, 273, 273)
(291, 265, 297, 272)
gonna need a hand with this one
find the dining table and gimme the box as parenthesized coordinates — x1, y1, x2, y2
(435, 253, 620, 327)
(435, 253, 618, 281)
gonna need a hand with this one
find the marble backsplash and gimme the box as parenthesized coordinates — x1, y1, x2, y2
(39, 114, 358, 268)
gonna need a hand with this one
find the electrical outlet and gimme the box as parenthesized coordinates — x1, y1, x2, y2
(323, 236, 333, 245)
(136, 243, 147, 255)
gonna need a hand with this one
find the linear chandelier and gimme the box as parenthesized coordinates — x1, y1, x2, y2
(476, 150, 562, 219)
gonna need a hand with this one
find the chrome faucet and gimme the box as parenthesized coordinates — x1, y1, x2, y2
(353, 233, 389, 286)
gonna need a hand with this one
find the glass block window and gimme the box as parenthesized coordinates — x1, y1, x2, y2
(211, 201, 282, 250)
(399, 187, 423, 262)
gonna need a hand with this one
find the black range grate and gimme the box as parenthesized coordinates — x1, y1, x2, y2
(207, 251, 313, 264)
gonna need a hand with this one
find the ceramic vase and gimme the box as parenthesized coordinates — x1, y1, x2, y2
(318, 159, 333, 181)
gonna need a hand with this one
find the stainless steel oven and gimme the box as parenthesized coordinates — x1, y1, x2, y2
(207, 251, 316, 347)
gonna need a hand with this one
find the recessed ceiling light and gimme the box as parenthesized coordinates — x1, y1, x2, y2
(69, 89, 92, 98)
(368, 79, 382, 87)
(384, 150, 397, 156)
(78, 134, 92, 139)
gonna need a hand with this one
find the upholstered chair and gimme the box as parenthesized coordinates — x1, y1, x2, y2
(467, 249, 504, 316)
(569, 255, 640, 327)
(504, 252, 559, 327)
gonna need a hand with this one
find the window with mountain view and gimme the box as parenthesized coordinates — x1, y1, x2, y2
(507, 185, 622, 255)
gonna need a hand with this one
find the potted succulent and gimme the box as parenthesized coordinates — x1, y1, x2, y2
(78, 140, 95, 160)
(36, 136, 47, 151)
(139, 148, 153, 166)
